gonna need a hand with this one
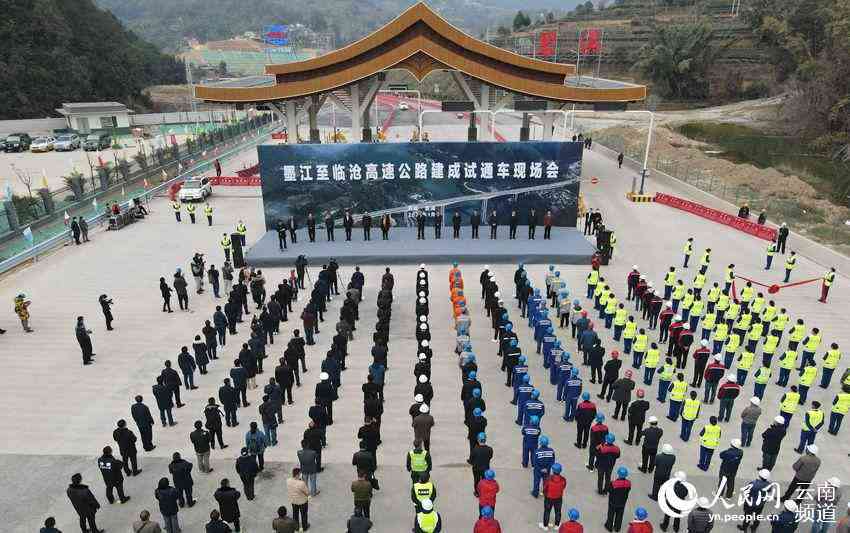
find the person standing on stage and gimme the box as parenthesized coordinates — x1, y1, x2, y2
(489, 209, 498, 239)
(509, 209, 519, 239)
(306, 212, 316, 243)
(324, 212, 335, 242)
(344, 209, 354, 241)
(452, 211, 462, 238)
(434, 209, 443, 239)
(362, 213, 372, 240)
(471, 210, 481, 239)
(276, 221, 288, 251)
(380, 213, 391, 240)
(417, 209, 426, 240)
(528, 208, 538, 239)
(543, 210, 553, 240)
(288, 215, 297, 243)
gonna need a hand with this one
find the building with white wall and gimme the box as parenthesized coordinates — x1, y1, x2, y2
(56, 102, 132, 134)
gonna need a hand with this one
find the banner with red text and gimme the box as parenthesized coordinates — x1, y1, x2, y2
(538, 30, 557, 57)
(210, 175, 261, 186)
(654, 193, 778, 241)
(579, 29, 602, 55)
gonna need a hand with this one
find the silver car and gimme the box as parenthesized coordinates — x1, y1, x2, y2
(54, 133, 81, 151)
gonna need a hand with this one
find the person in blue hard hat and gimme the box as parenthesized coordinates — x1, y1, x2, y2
(517, 411, 540, 468)
(562, 368, 583, 422)
(626, 506, 651, 533)
(522, 389, 546, 426)
(474, 504, 501, 532)
(596, 433, 622, 495)
(540, 462, 567, 531)
(531, 435, 555, 498)
(515, 375, 535, 423)
(549, 340, 566, 383)
(512, 356, 529, 403)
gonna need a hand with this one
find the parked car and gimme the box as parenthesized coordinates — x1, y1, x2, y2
(398, 102, 409, 111)
(83, 133, 111, 151)
(178, 176, 212, 202)
(54, 133, 81, 151)
(30, 136, 56, 153)
(4, 133, 32, 152)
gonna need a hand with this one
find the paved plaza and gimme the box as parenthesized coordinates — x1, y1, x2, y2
(2, 142, 849, 532)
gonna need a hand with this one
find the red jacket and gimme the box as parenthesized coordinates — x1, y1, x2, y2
(544, 214, 553, 226)
(543, 473, 567, 499)
(627, 520, 654, 533)
(474, 517, 502, 533)
(559, 522, 584, 533)
(477, 479, 500, 507)
(693, 347, 711, 361)
(669, 321, 684, 342)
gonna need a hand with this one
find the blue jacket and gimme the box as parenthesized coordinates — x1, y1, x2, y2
(516, 385, 534, 408)
(213, 310, 228, 329)
(534, 320, 552, 342)
(523, 400, 545, 423)
(557, 361, 573, 382)
(245, 430, 268, 454)
(512, 365, 529, 385)
(770, 510, 797, 532)
(564, 377, 583, 399)
(532, 446, 555, 471)
(579, 330, 598, 351)
(522, 424, 541, 446)
(368, 364, 386, 384)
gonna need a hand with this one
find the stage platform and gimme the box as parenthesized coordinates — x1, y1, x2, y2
(245, 226, 596, 266)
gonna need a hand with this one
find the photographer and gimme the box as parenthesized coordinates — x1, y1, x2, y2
(98, 294, 114, 331)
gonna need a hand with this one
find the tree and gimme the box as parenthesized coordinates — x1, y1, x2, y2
(545, 11, 556, 23)
(497, 25, 511, 36)
(513, 11, 531, 31)
(635, 21, 730, 99)
(217, 61, 228, 76)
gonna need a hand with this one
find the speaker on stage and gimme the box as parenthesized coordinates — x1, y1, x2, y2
(597, 229, 612, 265)
(231, 232, 246, 268)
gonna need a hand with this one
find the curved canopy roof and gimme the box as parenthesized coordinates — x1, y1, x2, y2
(195, 2, 646, 104)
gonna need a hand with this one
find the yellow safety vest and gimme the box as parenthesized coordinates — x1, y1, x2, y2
(587, 270, 600, 286)
(781, 392, 800, 414)
(700, 251, 710, 266)
(700, 424, 721, 449)
(737, 314, 752, 332)
(785, 256, 797, 270)
(614, 308, 628, 326)
(594, 285, 604, 299)
(413, 481, 435, 502)
(779, 350, 797, 370)
(673, 285, 686, 301)
(702, 313, 716, 330)
(714, 323, 728, 341)
(716, 294, 730, 311)
(824, 348, 841, 369)
(799, 366, 817, 387)
(220, 236, 231, 250)
(665, 271, 676, 287)
(805, 334, 822, 352)
(682, 398, 701, 421)
(824, 272, 835, 287)
(644, 348, 660, 368)
(726, 304, 740, 321)
(752, 297, 765, 315)
(605, 298, 618, 315)
(670, 380, 688, 401)
(741, 287, 754, 303)
(747, 324, 764, 341)
(766, 244, 776, 257)
(790, 325, 806, 342)
(725, 268, 734, 282)
(186, 204, 195, 214)
(204, 205, 213, 216)
(754, 367, 772, 384)
(694, 274, 706, 289)
(236, 223, 247, 236)
(172, 201, 181, 212)
(738, 351, 755, 371)
(682, 293, 694, 310)
(762, 335, 779, 355)
(762, 305, 777, 324)
(683, 241, 693, 255)
(833, 393, 850, 414)
(409, 450, 429, 472)
(802, 409, 824, 432)
(725, 335, 740, 354)
(416, 511, 439, 533)
(635, 334, 649, 353)
(659, 363, 675, 380)
(707, 287, 721, 303)
(623, 322, 637, 340)
(773, 313, 789, 332)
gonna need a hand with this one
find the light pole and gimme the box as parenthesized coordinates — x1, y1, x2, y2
(418, 109, 496, 141)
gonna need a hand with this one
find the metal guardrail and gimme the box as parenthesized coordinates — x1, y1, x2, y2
(0, 123, 281, 275)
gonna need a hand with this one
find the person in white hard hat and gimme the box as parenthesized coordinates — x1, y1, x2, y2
(718, 438, 744, 497)
(740, 397, 762, 447)
(414, 498, 441, 532)
(770, 499, 799, 530)
(810, 477, 843, 533)
(738, 469, 773, 531)
(781, 444, 821, 501)
(649, 443, 676, 500)
(660, 471, 690, 531)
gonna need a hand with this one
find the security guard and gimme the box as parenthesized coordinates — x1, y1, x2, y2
(736, 348, 755, 386)
(521, 415, 541, 467)
(220, 233, 232, 262)
(204, 203, 213, 226)
(236, 220, 247, 246)
(656, 357, 675, 401)
(97, 446, 130, 504)
(820, 343, 842, 388)
(411, 471, 436, 511)
(680, 391, 701, 442)
(724, 264, 735, 292)
(667, 373, 688, 421)
(186, 202, 196, 224)
(414, 498, 441, 533)
(172, 200, 181, 222)
(798, 364, 818, 404)
(819, 267, 836, 303)
(828, 389, 850, 435)
(699, 248, 711, 273)
(531, 435, 555, 498)
(794, 401, 824, 453)
(783, 251, 797, 283)
(753, 365, 772, 400)
(779, 386, 801, 427)
(761, 332, 779, 368)
(683, 239, 694, 268)
(664, 267, 677, 300)
(643, 343, 660, 386)
(586, 269, 600, 300)
(406, 440, 432, 482)
(765, 241, 777, 269)
(788, 319, 806, 351)
(697, 416, 721, 471)
(777, 349, 797, 387)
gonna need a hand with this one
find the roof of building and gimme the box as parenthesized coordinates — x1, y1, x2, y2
(56, 102, 131, 116)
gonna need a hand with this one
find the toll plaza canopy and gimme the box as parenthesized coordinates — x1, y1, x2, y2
(194, 1, 646, 142)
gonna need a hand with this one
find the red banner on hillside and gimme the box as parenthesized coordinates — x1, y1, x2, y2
(210, 175, 261, 186)
(538, 30, 557, 57)
(579, 29, 602, 54)
(654, 193, 778, 241)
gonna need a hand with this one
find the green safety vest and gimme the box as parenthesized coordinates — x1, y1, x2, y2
(737, 314, 752, 332)
(726, 303, 740, 320)
(713, 323, 728, 341)
(186, 204, 195, 213)
(172, 201, 181, 211)
(416, 511, 439, 533)
(747, 324, 764, 341)
(659, 363, 675, 380)
(762, 336, 779, 355)
(220, 236, 231, 249)
(754, 367, 772, 384)
(673, 285, 686, 301)
(824, 349, 841, 369)
(741, 287, 754, 302)
(833, 393, 850, 414)
(683, 242, 693, 255)
(785, 256, 797, 270)
(682, 293, 694, 310)
(682, 398, 701, 421)
(413, 481, 435, 502)
(694, 274, 707, 289)
(781, 392, 800, 413)
(762, 306, 777, 324)
(738, 351, 755, 371)
(774, 313, 790, 331)
(237, 223, 247, 235)
(716, 294, 730, 311)
(605, 298, 618, 315)
(779, 350, 797, 370)
(700, 424, 721, 448)
(799, 366, 817, 387)
(802, 409, 824, 432)
(204, 205, 213, 216)
(670, 380, 688, 401)
(766, 244, 776, 257)
(752, 297, 765, 315)
(409, 450, 429, 472)
(725, 335, 740, 353)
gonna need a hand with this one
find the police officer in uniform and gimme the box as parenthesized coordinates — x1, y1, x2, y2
(172, 200, 181, 222)
(452, 211, 462, 239)
(97, 446, 130, 504)
(204, 203, 213, 226)
(186, 203, 196, 224)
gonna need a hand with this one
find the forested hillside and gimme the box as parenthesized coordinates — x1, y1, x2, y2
(0, 0, 185, 119)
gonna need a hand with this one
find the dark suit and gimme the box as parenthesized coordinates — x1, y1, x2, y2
(416, 213, 426, 239)
(528, 210, 538, 239)
(344, 215, 354, 240)
(131, 401, 155, 450)
(488, 212, 498, 239)
(471, 213, 481, 239)
(434, 213, 443, 238)
(324, 216, 334, 241)
(362, 215, 372, 240)
(307, 216, 316, 242)
(509, 213, 519, 239)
